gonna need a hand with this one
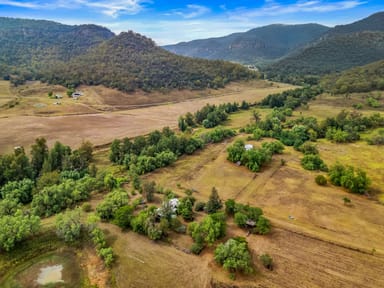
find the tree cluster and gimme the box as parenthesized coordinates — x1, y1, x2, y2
(227, 139, 284, 172)
(214, 237, 253, 276)
(188, 212, 227, 254)
(328, 163, 371, 194)
(0, 210, 40, 252)
(0, 138, 93, 188)
(109, 127, 204, 173)
(179, 102, 252, 131)
(259, 86, 323, 109)
(321, 60, 384, 94)
(32, 176, 100, 217)
(226, 200, 271, 235)
(244, 108, 384, 149)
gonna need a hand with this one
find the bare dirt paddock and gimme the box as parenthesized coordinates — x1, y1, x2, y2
(0, 80, 295, 153)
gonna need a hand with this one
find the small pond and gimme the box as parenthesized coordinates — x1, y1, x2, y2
(1, 250, 82, 288)
(36, 264, 64, 285)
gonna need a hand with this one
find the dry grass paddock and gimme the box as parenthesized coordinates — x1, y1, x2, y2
(0, 80, 296, 153)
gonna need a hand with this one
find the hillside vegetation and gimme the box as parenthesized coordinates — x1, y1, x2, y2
(164, 24, 329, 65)
(41, 31, 257, 92)
(0, 17, 114, 82)
(0, 18, 256, 91)
(266, 31, 384, 79)
(265, 12, 384, 81)
(321, 60, 384, 94)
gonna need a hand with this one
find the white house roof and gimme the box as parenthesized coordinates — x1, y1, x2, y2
(244, 144, 253, 151)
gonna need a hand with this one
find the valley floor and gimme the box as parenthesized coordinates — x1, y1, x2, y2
(0, 80, 294, 153)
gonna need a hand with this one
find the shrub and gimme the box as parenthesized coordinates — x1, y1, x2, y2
(82, 203, 92, 212)
(343, 197, 352, 206)
(205, 187, 222, 214)
(224, 199, 236, 215)
(315, 175, 327, 186)
(96, 189, 129, 220)
(255, 216, 271, 235)
(301, 154, 328, 171)
(297, 142, 319, 155)
(260, 254, 273, 270)
(113, 205, 134, 228)
(98, 247, 114, 267)
(190, 242, 204, 255)
(234, 212, 248, 228)
(55, 209, 82, 243)
(142, 180, 156, 202)
(194, 201, 206, 212)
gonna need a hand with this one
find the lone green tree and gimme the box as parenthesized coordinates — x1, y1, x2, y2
(30, 137, 48, 178)
(206, 187, 222, 214)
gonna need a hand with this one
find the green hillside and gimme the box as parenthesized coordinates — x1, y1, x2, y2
(41, 31, 257, 92)
(265, 12, 384, 81)
(266, 31, 384, 79)
(0, 17, 115, 83)
(327, 11, 384, 35)
(163, 24, 329, 65)
(321, 60, 384, 94)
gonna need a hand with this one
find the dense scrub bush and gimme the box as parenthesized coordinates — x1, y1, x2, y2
(96, 189, 129, 220)
(301, 154, 328, 171)
(315, 175, 328, 186)
(260, 253, 274, 270)
(55, 208, 82, 243)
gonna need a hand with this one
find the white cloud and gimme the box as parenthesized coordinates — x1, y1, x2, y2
(0, 0, 41, 8)
(230, 0, 366, 20)
(0, 0, 150, 17)
(167, 4, 211, 19)
(89, 18, 261, 45)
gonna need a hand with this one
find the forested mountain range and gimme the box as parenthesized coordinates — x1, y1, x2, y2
(163, 24, 329, 65)
(164, 12, 384, 82)
(0, 17, 256, 91)
(266, 12, 384, 81)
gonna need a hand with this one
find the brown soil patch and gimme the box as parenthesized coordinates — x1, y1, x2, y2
(79, 246, 110, 288)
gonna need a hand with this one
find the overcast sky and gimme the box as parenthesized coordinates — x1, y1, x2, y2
(0, 0, 383, 45)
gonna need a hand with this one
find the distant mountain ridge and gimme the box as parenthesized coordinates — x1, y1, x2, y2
(326, 11, 384, 36)
(266, 12, 384, 79)
(163, 24, 330, 65)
